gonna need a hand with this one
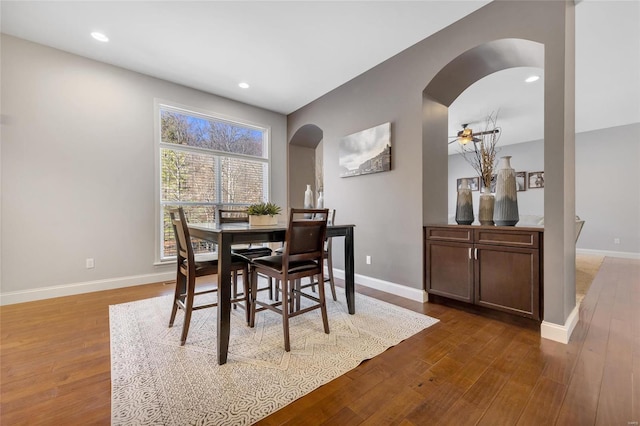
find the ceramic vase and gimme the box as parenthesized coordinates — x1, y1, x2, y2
(455, 178, 474, 225)
(304, 184, 313, 217)
(304, 184, 313, 208)
(316, 191, 324, 209)
(493, 156, 519, 226)
(478, 188, 495, 226)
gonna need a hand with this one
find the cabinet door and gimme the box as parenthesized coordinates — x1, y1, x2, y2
(474, 245, 540, 319)
(426, 241, 474, 303)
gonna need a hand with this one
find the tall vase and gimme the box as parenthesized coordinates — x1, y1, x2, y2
(304, 184, 313, 217)
(455, 178, 474, 225)
(493, 156, 519, 226)
(316, 191, 324, 209)
(304, 185, 313, 208)
(478, 188, 495, 226)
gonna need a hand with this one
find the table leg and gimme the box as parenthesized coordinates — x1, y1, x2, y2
(217, 232, 232, 365)
(344, 227, 355, 314)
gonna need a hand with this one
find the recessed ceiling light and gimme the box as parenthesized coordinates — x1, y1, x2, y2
(238, 82, 250, 89)
(525, 75, 540, 83)
(91, 32, 109, 42)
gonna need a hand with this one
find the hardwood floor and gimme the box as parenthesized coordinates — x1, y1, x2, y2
(1, 257, 638, 425)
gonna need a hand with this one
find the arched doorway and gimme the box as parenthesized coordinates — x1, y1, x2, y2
(288, 124, 323, 209)
(422, 38, 544, 224)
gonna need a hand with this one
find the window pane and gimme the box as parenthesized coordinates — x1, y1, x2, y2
(158, 104, 269, 261)
(220, 157, 266, 204)
(161, 149, 216, 202)
(161, 109, 265, 158)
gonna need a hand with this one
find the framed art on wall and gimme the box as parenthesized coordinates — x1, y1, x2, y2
(528, 171, 544, 188)
(516, 171, 527, 191)
(457, 177, 479, 191)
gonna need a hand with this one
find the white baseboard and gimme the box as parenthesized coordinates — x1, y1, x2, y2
(540, 305, 579, 344)
(331, 268, 428, 303)
(333, 267, 584, 345)
(577, 248, 640, 259)
(0, 271, 175, 306)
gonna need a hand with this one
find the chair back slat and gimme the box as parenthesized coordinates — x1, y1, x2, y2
(169, 207, 193, 263)
(218, 208, 250, 224)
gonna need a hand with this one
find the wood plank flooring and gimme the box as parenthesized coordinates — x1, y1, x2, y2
(1, 257, 638, 425)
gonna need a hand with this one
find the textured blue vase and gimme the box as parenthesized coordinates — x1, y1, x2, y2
(493, 156, 519, 226)
(455, 178, 474, 225)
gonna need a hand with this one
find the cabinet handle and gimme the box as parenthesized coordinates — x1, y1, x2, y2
(474, 248, 478, 260)
(468, 248, 472, 259)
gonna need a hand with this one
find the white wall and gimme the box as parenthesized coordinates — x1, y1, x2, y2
(0, 35, 287, 303)
(449, 123, 640, 255)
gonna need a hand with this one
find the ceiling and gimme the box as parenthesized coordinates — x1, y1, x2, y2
(2, 1, 638, 152)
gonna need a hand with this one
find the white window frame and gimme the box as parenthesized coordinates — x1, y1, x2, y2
(154, 100, 271, 263)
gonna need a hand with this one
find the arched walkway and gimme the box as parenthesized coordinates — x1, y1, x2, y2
(288, 124, 323, 209)
(422, 38, 544, 224)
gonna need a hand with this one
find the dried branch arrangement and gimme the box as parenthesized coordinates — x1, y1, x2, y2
(459, 112, 501, 191)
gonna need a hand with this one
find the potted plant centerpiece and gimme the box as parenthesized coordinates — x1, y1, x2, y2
(247, 202, 282, 226)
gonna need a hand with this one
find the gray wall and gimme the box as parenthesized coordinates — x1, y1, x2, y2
(1, 35, 287, 297)
(449, 123, 640, 254)
(287, 0, 578, 326)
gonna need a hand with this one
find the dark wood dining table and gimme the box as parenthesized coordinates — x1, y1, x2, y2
(187, 221, 356, 365)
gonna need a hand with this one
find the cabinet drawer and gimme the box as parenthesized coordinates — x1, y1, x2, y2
(425, 227, 473, 243)
(475, 229, 539, 249)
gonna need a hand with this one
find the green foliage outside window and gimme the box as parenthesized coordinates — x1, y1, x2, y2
(159, 106, 269, 259)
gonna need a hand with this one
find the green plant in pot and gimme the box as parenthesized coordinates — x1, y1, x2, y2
(247, 202, 282, 226)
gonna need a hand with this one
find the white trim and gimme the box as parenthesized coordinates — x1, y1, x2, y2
(333, 266, 585, 344)
(331, 268, 428, 303)
(540, 305, 579, 344)
(0, 272, 175, 306)
(153, 99, 272, 263)
(577, 248, 639, 259)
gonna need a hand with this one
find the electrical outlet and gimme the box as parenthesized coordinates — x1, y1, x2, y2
(614, 238, 620, 245)
(366, 255, 371, 265)
(86, 258, 95, 269)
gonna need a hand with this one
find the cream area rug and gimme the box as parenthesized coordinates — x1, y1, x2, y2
(576, 254, 604, 305)
(110, 287, 438, 425)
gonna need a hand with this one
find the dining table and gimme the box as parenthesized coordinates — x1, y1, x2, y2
(187, 221, 356, 365)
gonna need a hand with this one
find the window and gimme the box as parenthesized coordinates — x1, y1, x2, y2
(158, 104, 269, 260)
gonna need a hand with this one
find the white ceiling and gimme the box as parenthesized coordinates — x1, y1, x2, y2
(2, 1, 639, 152)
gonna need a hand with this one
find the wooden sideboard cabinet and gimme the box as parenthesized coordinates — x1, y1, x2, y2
(424, 225, 543, 320)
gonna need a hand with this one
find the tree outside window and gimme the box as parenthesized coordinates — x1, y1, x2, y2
(159, 106, 268, 259)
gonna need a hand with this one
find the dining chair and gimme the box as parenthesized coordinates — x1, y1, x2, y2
(249, 208, 330, 352)
(169, 207, 251, 345)
(218, 207, 275, 299)
(273, 208, 337, 302)
(217, 208, 274, 259)
(319, 209, 337, 301)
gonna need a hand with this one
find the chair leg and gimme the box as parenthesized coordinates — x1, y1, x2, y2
(249, 268, 258, 328)
(317, 272, 330, 334)
(294, 279, 301, 312)
(180, 273, 197, 345)
(169, 269, 184, 327)
(327, 252, 337, 301)
(232, 270, 238, 310)
(242, 265, 250, 324)
(281, 278, 291, 352)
